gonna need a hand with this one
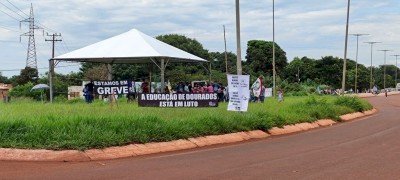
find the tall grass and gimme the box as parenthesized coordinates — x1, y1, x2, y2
(0, 96, 372, 150)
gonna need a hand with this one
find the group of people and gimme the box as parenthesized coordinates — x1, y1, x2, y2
(173, 82, 228, 102)
(250, 87, 284, 103)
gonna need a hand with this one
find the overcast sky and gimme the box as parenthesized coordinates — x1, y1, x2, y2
(0, 0, 399, 77)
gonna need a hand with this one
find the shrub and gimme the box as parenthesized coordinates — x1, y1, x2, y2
(334, 96, 372, 112)
(9, 82, 42, 100)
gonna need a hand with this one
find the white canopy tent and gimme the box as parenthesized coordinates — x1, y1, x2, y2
(50, 29, 208, 101)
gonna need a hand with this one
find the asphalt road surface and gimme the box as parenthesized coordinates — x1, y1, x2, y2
(1, 95, 400, 180)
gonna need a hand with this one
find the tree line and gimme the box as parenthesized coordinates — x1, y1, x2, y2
(1, 34, 399, 99)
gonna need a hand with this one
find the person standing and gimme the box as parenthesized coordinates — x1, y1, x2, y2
(278, 89, 284, 102)
(87, 81, 94, 103)
(207, 83, 214, 93)
(259, 85, 265, 103)
(184, 83, 190, 93)
(188, 82, 192, 93)
(141, 79, 149, 93)
(202, 84, 208, 93)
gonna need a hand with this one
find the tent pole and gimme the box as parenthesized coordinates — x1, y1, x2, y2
(161, 58, 165, 93)
(149, 64, 152, 93)
(49, 59, 54, 103)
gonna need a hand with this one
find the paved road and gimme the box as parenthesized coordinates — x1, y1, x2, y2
(1, 96, 400, 180)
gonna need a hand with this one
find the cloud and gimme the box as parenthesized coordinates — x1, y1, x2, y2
(0, 0, 399, 77)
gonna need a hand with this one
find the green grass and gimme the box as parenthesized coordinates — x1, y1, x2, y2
(0, 95, 372, 150)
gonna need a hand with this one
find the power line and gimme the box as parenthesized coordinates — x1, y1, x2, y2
(0, 1, 26, 19)
(6, 0, 29, 17)
(0, 8, 21, 21)
(3, 1, 71, 54)
(0, 25, 21, 32)
(1, 1, 60, 41)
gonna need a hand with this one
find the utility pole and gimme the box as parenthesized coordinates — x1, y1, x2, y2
(45, 33, 62, 103)
(364, 42, 381, 90)
(223, 25, 228, 74)
(272, 0, 276, 97)
(350, 34, 369, 93)
(378, 50, 392, 90)
(392, 54, 400, 89)
(235, 0, 242, 75)
(341, 0, 351, 94)
(20, 3, 42, 70)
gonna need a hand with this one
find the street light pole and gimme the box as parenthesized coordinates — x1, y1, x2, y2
(272, 0, 276, 97)
(341, 0, 351, 94)
(392, 54, 400, 89)
(350, 34, 369, 93)
(379, 50, 392, 90)
(223, 25, 228, 74)
(364, 42, 381, 90)
(235, 0, 242, 75)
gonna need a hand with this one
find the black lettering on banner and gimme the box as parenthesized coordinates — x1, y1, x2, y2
(93, 80, 132, 95)
(139, 93, 219, 108)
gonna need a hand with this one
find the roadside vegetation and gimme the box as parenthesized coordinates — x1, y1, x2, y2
(0, 95, 372, 150)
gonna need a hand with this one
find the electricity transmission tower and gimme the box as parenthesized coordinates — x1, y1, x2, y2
(20, 4, 42, 69)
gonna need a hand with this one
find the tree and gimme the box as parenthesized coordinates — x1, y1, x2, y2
(9, 82, 41, 100)
(112, 64, 148, 81)
(156, 34, 211, 84)
(156, 34, 210, 60)
(0, 72, 10, 84)
(16, 67, 38, 85)
(283, 56, 316, 83)
(84, 65, 109, 80)
(245, 40, 288, 76)
(209, 52, 237, 74)
(39, 72, 83, 98)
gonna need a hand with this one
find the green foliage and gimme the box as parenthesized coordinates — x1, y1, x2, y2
(15, 67, 38, 86)
(0, 96, 372, 150)
(156, 34, 209, 60)
(209, 51, 237, 74)
(245, 40, 288, 75)
(0, 72, 10, 84)
(334, 96, 373, 112)
(8, 82, 41, 100)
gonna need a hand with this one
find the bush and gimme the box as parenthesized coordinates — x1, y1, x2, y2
(54, 96, 68, 103)
(9, 82, 42, 100)
(334, 96, 372, 112)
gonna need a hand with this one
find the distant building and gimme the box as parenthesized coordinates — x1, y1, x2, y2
(0, 83, 12, 100)
(68, 86, 84, 100)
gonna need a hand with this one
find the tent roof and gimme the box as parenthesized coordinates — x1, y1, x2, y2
(53, 29, 207, 64)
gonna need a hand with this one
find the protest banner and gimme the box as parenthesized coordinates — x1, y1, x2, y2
(138, 93, 219, 108)
(265, 88, 273, 97)
(93, 80, 132, 95)
(227, 75, 250, 112)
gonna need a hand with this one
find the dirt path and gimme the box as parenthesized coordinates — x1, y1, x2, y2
(1, 95, 399, 180)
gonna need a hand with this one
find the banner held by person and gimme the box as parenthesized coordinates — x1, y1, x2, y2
(251, 76, 263, 98)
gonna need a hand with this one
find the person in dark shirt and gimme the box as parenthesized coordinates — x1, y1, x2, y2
(141, 79, 149, 93)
